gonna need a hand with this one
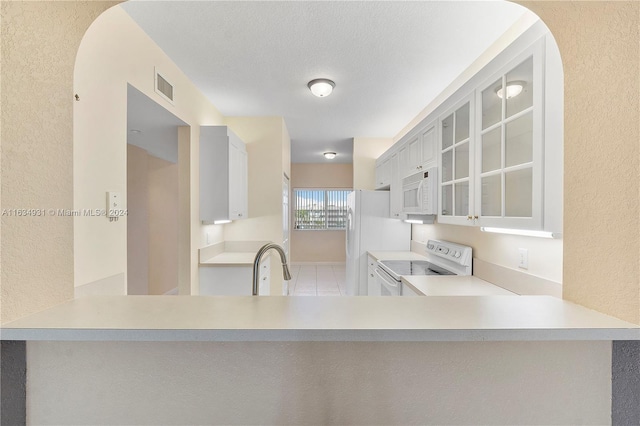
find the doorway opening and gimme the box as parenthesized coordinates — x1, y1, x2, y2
(126, 84, 188, 295)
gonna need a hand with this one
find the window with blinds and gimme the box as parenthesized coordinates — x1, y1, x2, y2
(293, 189, 350, 230)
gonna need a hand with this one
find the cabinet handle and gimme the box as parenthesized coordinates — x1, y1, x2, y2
(473, 215, 479, 220)
(262, 277, 267, 281)
(370, 274, 374, 277)
(467, 215, 473, 220)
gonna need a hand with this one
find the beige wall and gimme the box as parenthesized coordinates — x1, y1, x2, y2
(290, 163, 353, 263)
(223, 117, 291, 294)
(0, 1, 119, 323)
(126, 145, 149, 295)
(352, 138, 393, 190)
(148, 155, 179, 295)
(127, 145, 179, 295)
(517, 0, 639, 324)
(73, 6, 226, 297)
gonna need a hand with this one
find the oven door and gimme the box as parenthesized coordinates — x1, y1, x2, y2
(375, 266, 401, 296)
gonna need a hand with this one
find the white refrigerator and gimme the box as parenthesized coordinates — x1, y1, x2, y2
(345, 190, 411, 295)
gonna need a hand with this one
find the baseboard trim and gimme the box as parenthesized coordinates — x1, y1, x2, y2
(473, 258, 562, 297)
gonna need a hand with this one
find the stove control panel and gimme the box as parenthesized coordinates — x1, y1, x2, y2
(426, 240, 472, 267)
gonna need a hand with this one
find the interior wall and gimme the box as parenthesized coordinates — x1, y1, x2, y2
(73, 5, 226, 296)
(223, 117, 291, 294)
(126, 144, 149, 295)
(517, 0, 640, 324)
(352, 138, 393, 190)
(148, 155, 179, 295)
(0, 0, 119, 323)
(412, 224, 562, 283)
(290, 163, 353, 263)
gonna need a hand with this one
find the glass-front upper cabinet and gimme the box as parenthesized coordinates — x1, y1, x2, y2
(475, 41, 543, 229)
(439, 96, 474, 225)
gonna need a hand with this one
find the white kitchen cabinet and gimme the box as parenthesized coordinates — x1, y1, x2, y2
(389, 152, 404, 219)
(374, 155, 391, 189)
(474, 44, 544, 230)
(399, 122, 437, 179)
(438, 39, 545, 231)
(367, 255, 380, 296)
(438, 97, 475, 226)
(200, 126, 248, 223)
(199, 256, 270, 295)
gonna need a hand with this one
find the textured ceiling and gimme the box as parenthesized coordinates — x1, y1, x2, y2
(121, 1, 530, 163)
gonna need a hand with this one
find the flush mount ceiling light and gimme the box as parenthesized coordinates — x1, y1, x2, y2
(496, 81, 526, 99)
(323, 152, 337, 160)
(308, 79, 335, 98)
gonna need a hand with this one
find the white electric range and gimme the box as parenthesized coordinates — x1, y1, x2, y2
(375, 240, 472, 296)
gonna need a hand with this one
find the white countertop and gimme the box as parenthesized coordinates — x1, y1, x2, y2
(368, 251, 428, 261)
(403, 275, 516, 296)
(1, 295, 638, 342)
(200, 252, 258, 265)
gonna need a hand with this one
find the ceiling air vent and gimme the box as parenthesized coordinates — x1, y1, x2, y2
(154, 67, 174, 104)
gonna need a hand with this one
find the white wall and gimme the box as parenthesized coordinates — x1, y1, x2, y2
(352, 138, 394, 190)
(413, 224, 562, 283)
(74, 6, 226, 293)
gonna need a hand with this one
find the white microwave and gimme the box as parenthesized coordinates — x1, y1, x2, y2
(402, 167, 437, 214)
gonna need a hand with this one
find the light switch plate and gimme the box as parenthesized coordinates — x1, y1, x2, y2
(106, 191, 121, 218)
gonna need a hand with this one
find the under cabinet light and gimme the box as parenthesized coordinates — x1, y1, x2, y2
(213, 220, 232, 225)
(404, 219, 424, 224)
(481, 227, 560, 239)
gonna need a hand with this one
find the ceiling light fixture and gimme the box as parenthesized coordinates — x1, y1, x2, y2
(308, 79, 335, 98)
(323, 152, 337, 160)
(496, 81, 525, 99)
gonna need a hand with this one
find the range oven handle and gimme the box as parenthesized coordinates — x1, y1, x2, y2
(375, 267, 399, 289)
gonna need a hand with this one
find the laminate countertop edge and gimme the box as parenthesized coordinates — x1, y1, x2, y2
(1, 295, 638, 342)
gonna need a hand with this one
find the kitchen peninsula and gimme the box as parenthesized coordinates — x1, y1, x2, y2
(2, 295, 638, 424)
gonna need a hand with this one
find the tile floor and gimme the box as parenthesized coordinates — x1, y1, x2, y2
(288, 264, 347, 296)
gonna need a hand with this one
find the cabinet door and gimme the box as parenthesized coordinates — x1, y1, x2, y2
(420, 124, 436, 166)
(375, 157, 391, 189)
(389, 153, 403, 219)
(475, 45, 543, 230)
(367, 256, 380, 296)
(238, 148, 248, 219)
(407, 136, 421, 172)
(228, 140, 241, 219)
(438, 97, 474, 226)
(398, 143, 410, 178)
(228, 137, 248, 220)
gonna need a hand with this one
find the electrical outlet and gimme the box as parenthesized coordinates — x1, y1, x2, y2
(518, 248, 528, 270)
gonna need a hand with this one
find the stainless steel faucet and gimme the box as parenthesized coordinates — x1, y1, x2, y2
(252, 243, 292, 295)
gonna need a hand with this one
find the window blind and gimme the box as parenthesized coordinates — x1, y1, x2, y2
(293, 189, 350, 230)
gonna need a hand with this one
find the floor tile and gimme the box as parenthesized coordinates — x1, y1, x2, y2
(288, 264, 346, 297)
